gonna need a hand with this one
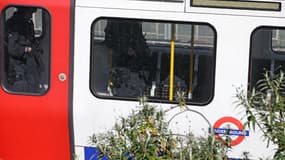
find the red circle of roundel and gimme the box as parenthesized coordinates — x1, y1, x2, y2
(213, 116, 244, 146)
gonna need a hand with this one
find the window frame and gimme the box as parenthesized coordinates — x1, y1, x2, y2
(1, 5, 51, 96)
(249, 26, 285, 90)
(90, 17, 217, 106)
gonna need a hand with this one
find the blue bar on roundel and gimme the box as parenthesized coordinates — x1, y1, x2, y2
(209, 128, 249, 136)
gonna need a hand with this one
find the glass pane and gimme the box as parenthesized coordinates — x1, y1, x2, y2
(250, 28, 285, 88)
(191, 0, 280, 11)
(91, 18, 216, 104)
(3, 6, 50, 94)
(272, 30, 285, 52)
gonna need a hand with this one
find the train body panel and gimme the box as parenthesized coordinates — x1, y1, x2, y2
(73, 3, 285, 158)
(0, 0, 73, 159)
(1, 0, 285, 159)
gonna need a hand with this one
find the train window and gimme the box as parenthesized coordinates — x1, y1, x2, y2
(90, 18, 216, 104)
(2, 6, 50, 94)
(250, 27, 285, 88)
(191, 0, 281, 11)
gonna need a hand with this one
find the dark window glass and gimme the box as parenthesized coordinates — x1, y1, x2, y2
(2, 6, 50, 94)
(250, 27, 285, 88)
(90, 18, 216, 104)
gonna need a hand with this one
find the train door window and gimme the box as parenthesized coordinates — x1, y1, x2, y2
(90, 18, 216, 105)
(2, 6, 50, 95)
(250, 27, 285, 88)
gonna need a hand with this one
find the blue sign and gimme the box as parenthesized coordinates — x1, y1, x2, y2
(84, 147, 133, 160)
(84, 147, 108, 160)
(209, 128, 249, 136)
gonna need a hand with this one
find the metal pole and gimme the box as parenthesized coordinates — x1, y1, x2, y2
(169, 24, 175, 101)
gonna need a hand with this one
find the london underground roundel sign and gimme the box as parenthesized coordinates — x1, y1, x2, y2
(213, 116, 249, 146)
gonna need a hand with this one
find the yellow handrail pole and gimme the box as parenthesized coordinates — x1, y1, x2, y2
(188, 25, 195, 99)
(169, 24, 175, 101)
(108, 49, 113, 95)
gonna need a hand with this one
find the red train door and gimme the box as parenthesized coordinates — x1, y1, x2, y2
(0, 0, 73, 159)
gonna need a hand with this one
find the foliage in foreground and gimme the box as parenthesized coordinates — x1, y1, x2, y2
(236, 71, 285, 159)
(89, 99, 230, 160)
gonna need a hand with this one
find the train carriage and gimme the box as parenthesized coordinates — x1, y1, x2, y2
(1, 0, 285, 159)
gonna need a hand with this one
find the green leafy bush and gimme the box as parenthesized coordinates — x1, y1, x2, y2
(89, 96, 229, 160)
(236, 71, 285, 159)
